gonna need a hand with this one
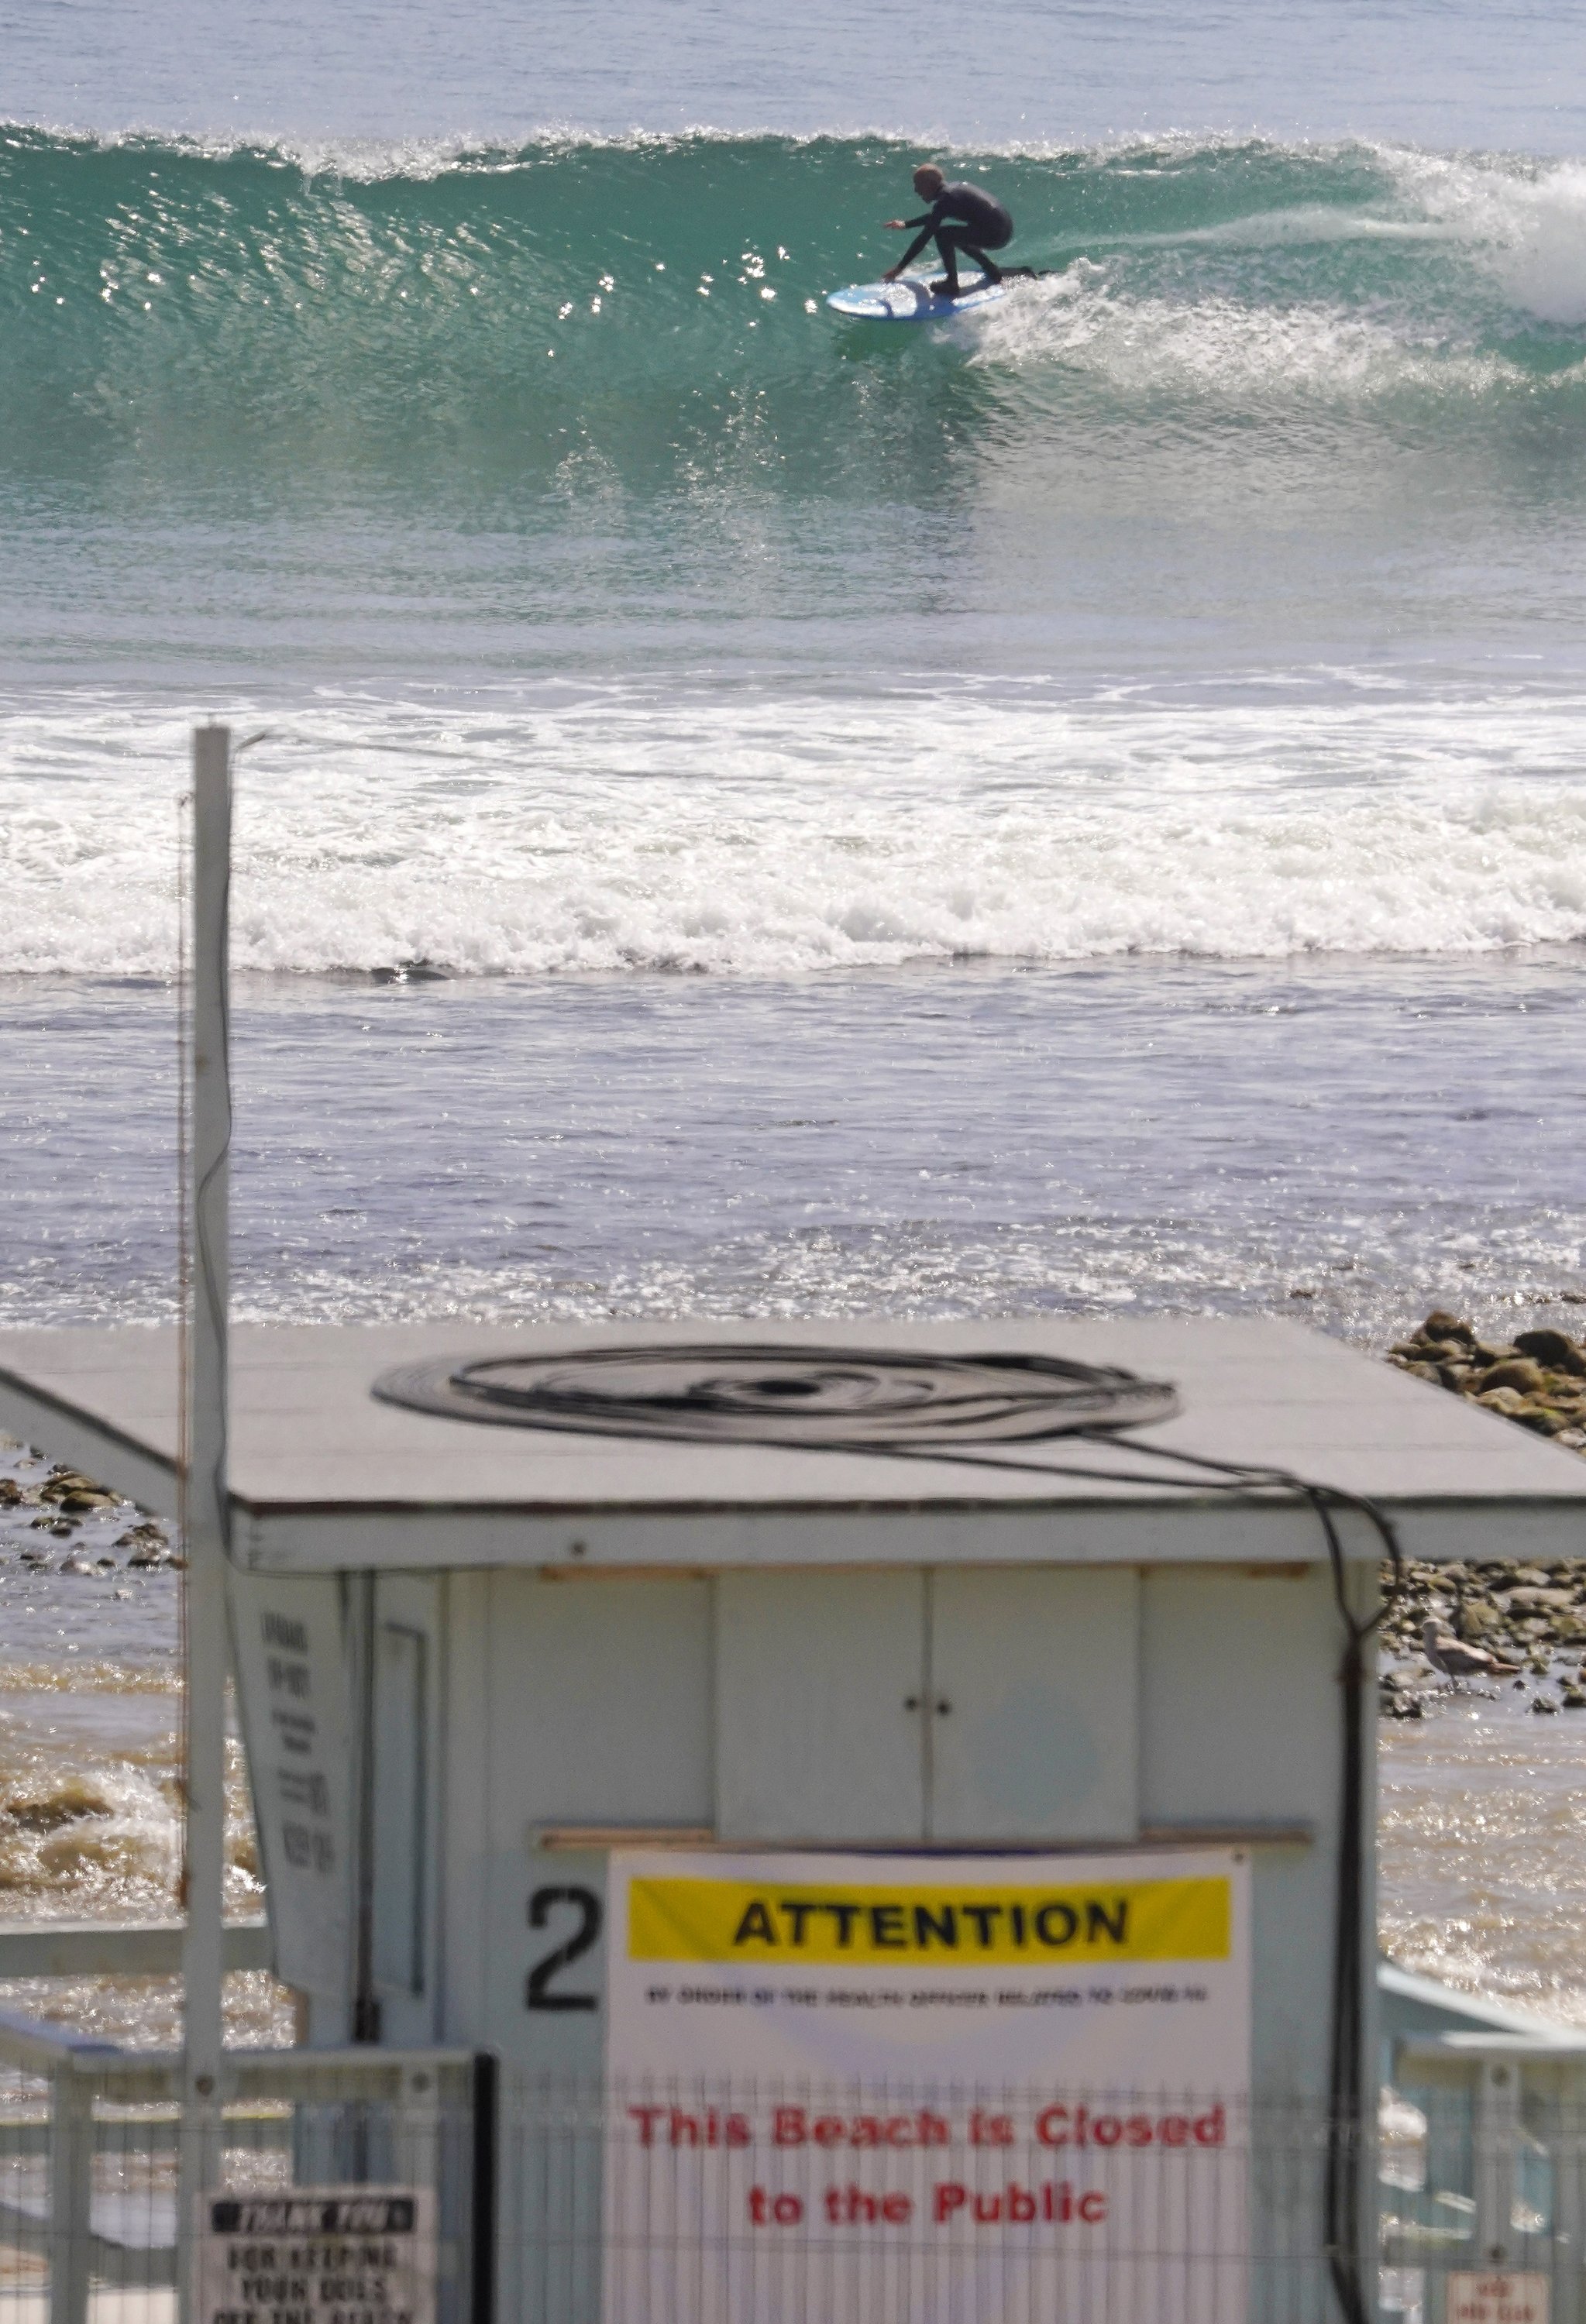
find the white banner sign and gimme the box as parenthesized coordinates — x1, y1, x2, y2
(194, 2188, 435, 2324)
(228, 1571, 354, 2005)
(604, 1847, 1251, 2324)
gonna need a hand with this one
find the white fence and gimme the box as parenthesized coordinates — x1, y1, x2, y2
(0, 1999, 1578, 2324)
(0, 2011, 490, 2324)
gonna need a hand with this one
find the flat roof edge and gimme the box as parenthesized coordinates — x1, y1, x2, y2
(229, 1487, 1586, 1521)
(232, 1497, 1586, 1572)
(0, 1367, 177, 1521)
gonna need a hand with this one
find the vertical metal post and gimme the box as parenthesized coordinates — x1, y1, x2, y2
(177, 724, 233, 2321)
(47, 2065, 94, 2324)
(1474, 2055, 1522, 2267)
(398, 2062, 442, 2221)
(353, 1574, 380, 2046)
(1551, 2112, 1584, 2324)
(470, 2053, 498, 2324)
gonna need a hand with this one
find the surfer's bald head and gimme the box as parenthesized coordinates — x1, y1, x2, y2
(913, 163, 945, 197)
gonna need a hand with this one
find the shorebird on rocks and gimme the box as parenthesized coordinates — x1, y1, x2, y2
(1422, 1618, 1521, 1690)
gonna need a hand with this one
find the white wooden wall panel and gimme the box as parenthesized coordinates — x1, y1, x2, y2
(439, 1570, 490, 2047)
(1139, 1565, 1333, 1826)
(227, 1568, 355, 2031)
(487, 1572, 714, 1834)
(928, 1567, 1140, 1841)
(716, 1570, 926, 1841)
(1140, 1562, 1346, 2099)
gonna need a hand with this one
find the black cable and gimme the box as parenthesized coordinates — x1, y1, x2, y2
(373, 1343, 1182, 1445)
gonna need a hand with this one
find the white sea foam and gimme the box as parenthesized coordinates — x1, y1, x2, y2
(1383, 146, 1586, 325)
(975, 271, 1464, 397)
(3, 679, 1586, 978)
(1121, 205, 1454, 253)
(0, 120, 1349, 175)
(970, 256, 1553, 402)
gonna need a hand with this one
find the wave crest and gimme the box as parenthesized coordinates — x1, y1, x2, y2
(5, 125, 1586, 490)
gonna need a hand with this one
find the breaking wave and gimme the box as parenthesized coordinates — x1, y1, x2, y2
(0, 1731, 257, 1910)
(6, 123, 1586, 497)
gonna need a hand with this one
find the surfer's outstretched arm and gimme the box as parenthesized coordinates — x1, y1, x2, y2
(884, 208, 941, 278)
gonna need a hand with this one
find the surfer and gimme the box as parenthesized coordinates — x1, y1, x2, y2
(882, 164, 1017, 298)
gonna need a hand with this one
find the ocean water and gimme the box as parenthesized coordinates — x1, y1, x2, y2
(3, 957, 1585, 1338)
(4, 0, 1586, 2031)
(1380, 1683, 1586, 2028)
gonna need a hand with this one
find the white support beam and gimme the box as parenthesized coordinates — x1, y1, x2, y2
(177, 724, 233, 2323)
(0, 1921, 270, 1977)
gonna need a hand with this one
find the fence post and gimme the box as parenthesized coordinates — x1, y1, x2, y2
(48, 2066, 94, 2324)
(399, 2062, 442, 2223)
(470, 2054, 497, 2324)
(1551, 2110, 1585, 2324)
(1473, 2056, 1522, 2267)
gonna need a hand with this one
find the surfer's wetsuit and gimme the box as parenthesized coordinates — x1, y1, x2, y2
(894, 181, 1013, 293)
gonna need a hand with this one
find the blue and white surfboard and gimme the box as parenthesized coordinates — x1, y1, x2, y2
(825, 270, 1010, 322)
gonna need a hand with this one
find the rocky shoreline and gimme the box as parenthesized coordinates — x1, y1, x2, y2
(1379, 1308, 1586, 1718)
(0, 1449, 180, 1577)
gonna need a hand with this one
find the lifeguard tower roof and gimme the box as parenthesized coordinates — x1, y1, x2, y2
(0, 1315, 1581, 1571)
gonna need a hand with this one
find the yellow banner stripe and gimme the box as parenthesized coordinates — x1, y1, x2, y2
(628, 1875, 1230, 1968)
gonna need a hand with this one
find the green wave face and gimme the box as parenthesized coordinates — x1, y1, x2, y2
(8, 124, 1586, 510)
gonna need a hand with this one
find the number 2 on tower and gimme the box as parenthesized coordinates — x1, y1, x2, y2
(526, 1885, 603, 2010)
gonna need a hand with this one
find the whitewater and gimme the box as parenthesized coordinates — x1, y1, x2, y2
(6, 676, 1586, 975)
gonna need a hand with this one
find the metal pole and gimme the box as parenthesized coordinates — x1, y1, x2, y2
(47, 2065, 94, 2324)
(1474, 2056, 1522, 2270)
(177, 724, 232, 2321)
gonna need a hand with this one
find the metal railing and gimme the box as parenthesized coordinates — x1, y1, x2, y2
(0, 1927, 272, 1980)
(2, 2030, 1584, 2322)
(0, 2013, 490, 2324)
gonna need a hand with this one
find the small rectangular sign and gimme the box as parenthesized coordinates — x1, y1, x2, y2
(1446, 2276, 1550, 2324)
(194, 2186, 435, 2324)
